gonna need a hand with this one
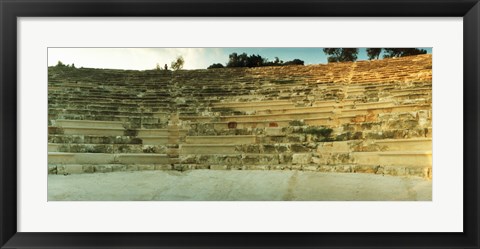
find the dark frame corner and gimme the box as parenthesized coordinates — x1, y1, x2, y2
(1, 0, 479, 248)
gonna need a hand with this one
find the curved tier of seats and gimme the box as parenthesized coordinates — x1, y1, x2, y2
(48, 54, 432, 178)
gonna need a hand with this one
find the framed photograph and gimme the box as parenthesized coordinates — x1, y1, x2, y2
(1, 0, 479, 248)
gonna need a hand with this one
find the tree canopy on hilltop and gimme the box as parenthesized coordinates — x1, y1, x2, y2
(208, 53, 304, 69)
(323, 48, 359, 63)
(366, 48, 428, 60)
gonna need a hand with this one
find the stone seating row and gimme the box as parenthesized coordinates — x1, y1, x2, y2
(48, 150, 431, 177)
(48, 54, 432, 178)
(49, 55, 431, 88)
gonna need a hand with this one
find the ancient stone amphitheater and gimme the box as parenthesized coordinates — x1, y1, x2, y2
(48, 54, 432, 179)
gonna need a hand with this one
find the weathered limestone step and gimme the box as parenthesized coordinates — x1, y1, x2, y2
(185, 135, 256, 144)
(137, 129, 188, 137)
(211, 120, 305, 130)
(140, 136, 169, 145)
(48, 163, 173, 174)
(212, 100, 293, 108)
(48, 162, 430, 178)
(350, 101, 395, 109)
(337, 104, 431, 119)
(390, 87, 432, 94)
(374, 138, 431, 151)
(179, 116, 214, 122)
(219, 111, 334, 122)
(48, 143, 167, 153)
(49, 109, 168, 119)
(49, 126, 125, 136)
(256, 106, 334, 115)
(48, 152, 115, 164)
(48, 152, 169, 164)
(55, 119, 125, 129)
(48, 135, 142, 144)
(180, 144, 238, 154)
(212, 104, 296, 112)
(315, 138, 432, 152)
(352, 151, 432, 167)
(312, 99, 355, 107)
(252, 101, 397, 116)
(48, 114, 165, 125)
(192, 164, 430, 178)
(179, 153, 281, 165)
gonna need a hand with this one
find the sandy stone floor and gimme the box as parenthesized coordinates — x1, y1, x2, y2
(48, 170, 432, 201)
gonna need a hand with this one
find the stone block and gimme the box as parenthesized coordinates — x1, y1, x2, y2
(229, 165, 243, 170)
(383, 166, 406, 176)
(48, 165, 57, 174)
(290, 144, 310, 153)
(210, 165, 228, 170)
(290, 165, 303, 170)
(279, 154, 293, 164)
(116, 154, 169, 164)
(303, 165, 318, 171)
(82, 165, 95, 173)
(334, 165, 352, 173)
(245, 144, 260, 153)
(318, 165, 335, 172)
(95, 164, 113, 173)
(180, 155, 198, 164)
(353, 165, 378, 174)
(261, 144, 276, 153)
(126, 165, 139, 171)
(56, 165, 66, 175)
(138, 164, 155, 171)
(242, 155, 259, 165)
(173, 164, 193, 171)
(64, 164, 84, 174)
(405, 166, 430, 178)
(292, 153, 312, 165)
(224, 155, 242, 164)
(155, 164, 173, 170)
(258, 154, 279, 165)
(246, 165, 269, 170)
(111, 164, 127, 172)
(270, 165, 289, 170)
(311, 156, 325, 165)
(276, 144, 289, 153)
(265, 127, 283, 135)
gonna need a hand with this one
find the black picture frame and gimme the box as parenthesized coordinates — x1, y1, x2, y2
(1, 0, 479, 248)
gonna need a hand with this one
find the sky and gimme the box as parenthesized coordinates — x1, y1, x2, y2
(48, 48, 432, 70)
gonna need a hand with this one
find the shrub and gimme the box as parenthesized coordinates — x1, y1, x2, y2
(171, 56, 184, 71)
(283, 59, 304, 66)
(207, 63, 225, 69)
(305, 127, 334, 141)
(289, 120, 305, 126)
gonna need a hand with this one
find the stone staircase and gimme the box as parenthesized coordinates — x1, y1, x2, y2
(48, 54, 432, 178)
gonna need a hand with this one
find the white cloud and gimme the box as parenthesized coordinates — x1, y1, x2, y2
(48, 48, 226, 70)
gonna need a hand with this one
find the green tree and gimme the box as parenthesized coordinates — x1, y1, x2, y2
(366, 48, 382, 60)
(323, 48, 358, 62)
(283, 59, 304, 66)
(171, 56, 185, 71)
(246, 54, 266, 67)
(383, 48, 427, 58)
(222, 52, 304, 68)
(207, 63, 225, 69)
(229, 52, 248, 67)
